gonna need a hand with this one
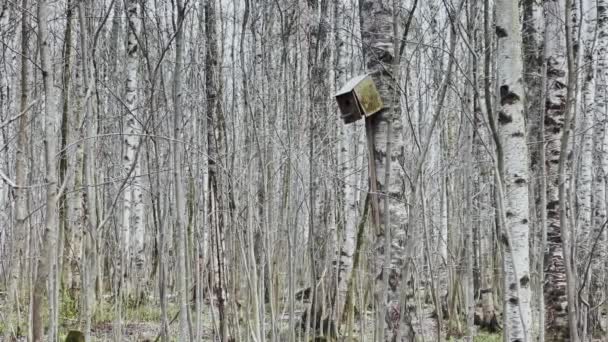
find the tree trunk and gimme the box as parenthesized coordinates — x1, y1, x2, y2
(123, 0, 145, 298)
(522, 0, 546, 338)
(495, 0, 532, 339)
(591, 0, 608, 334)
(305, 0, 332, 337)
(5, 0, 29, 338)
(32, 0, 60, 339)
(359, 1, 414, 340)
(543, 0, 577, 340)
(204, 0, 228, 339)
(172, 0, 191, 339)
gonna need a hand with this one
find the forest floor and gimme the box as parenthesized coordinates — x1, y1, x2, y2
(0, 298, 501, 341)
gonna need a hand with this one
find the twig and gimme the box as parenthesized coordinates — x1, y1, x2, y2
(577, 219, 608, 308)
(0, 169, 16, 187)
(0, 100, 37, 130)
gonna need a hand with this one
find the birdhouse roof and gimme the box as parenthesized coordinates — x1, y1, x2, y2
(334, 74, 370, 96)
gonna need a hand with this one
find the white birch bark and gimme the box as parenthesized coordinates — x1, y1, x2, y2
(360, 1, 414, 340)
(123, 0, 145, 284)
(172, 0, 191, 339)
(577, 1, 596, 336)
(495, 0, 532, 339)
(32, 1, 60, 339)
(333, 1, 364, 328)
(204, 0, 229, 338)
(543, 0, 574, 339)
(75, 2, 98, 337)
(522, 0, 546, 338)
(305, 0, 331, 335)
(591, 0, 608, 332)
(5, 1, 29, 337)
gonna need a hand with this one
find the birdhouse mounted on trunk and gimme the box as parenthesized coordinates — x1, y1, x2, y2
(335, 74, 384, 124)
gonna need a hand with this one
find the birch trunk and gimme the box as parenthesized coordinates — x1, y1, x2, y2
(543, 0, 576, 340)
(123, 0, 145, 295)
(5, 1, 29, 337)
(172, 0, 191, 339)
(204, 0, 229, 339)
(591, 0, 608, 333)
(579, 0, 596, 336)
(32, 0, 60, 339)
(359, 1, 414, 340)
(305, 0, 332, 336)
(495, 0, 532, 339)
(74, 2, 98, 338)
(522, 0, 546, 338)
(332, 0, 362, 329)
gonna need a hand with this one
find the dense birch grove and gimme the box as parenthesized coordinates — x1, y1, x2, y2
(1, 0, 608, 341)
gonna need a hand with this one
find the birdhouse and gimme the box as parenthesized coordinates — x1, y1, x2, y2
(334, 74, 384, 124)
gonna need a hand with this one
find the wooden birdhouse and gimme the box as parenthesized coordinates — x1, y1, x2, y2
(335, 74, 384, 124)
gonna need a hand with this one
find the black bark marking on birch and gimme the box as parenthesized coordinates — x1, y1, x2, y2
(521, 218, 528, 224)
(511, 131, 524, 137)
(546, 100, 566, 111)
(361, 1, 373, 11)
(498, 111, 513, 125)
(508, 297, 519, 305)
(553, 81, 567, 90)
(500, 85, 520, 106)
(506, 211, 514, 218)
(496, 26, 508, 38)
(509, 283, 517, 291)
(520, 275, 530, 287)
(547, 67, 566, 78)
(544, 115, 559, 126)
(501, 233, 510, 247)
(515, 177, 526, 185)
(371, 47, 394, 64)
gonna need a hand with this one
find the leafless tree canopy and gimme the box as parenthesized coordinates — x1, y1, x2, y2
(0, 0, 606, 341)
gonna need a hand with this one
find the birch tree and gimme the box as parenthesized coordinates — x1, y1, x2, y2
(205, 0, 229, 339)
(123, 0, 145, 296)
(32, 0, 60, 339)
(590, 0, 608, 333)
(495, 0, 532, 339)
(359, 1, 414, 340)
(333, 0, 363, 327)
(4, 0, 29, 337)
(172, 0, 191, 338)
(543, 0, 577, 340)
(305, 0, 332, 336)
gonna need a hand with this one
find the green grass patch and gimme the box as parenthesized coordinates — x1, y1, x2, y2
(60, 290, 79, 321)
(92, 299, 179, 324)
(474, 331, 502, 342)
